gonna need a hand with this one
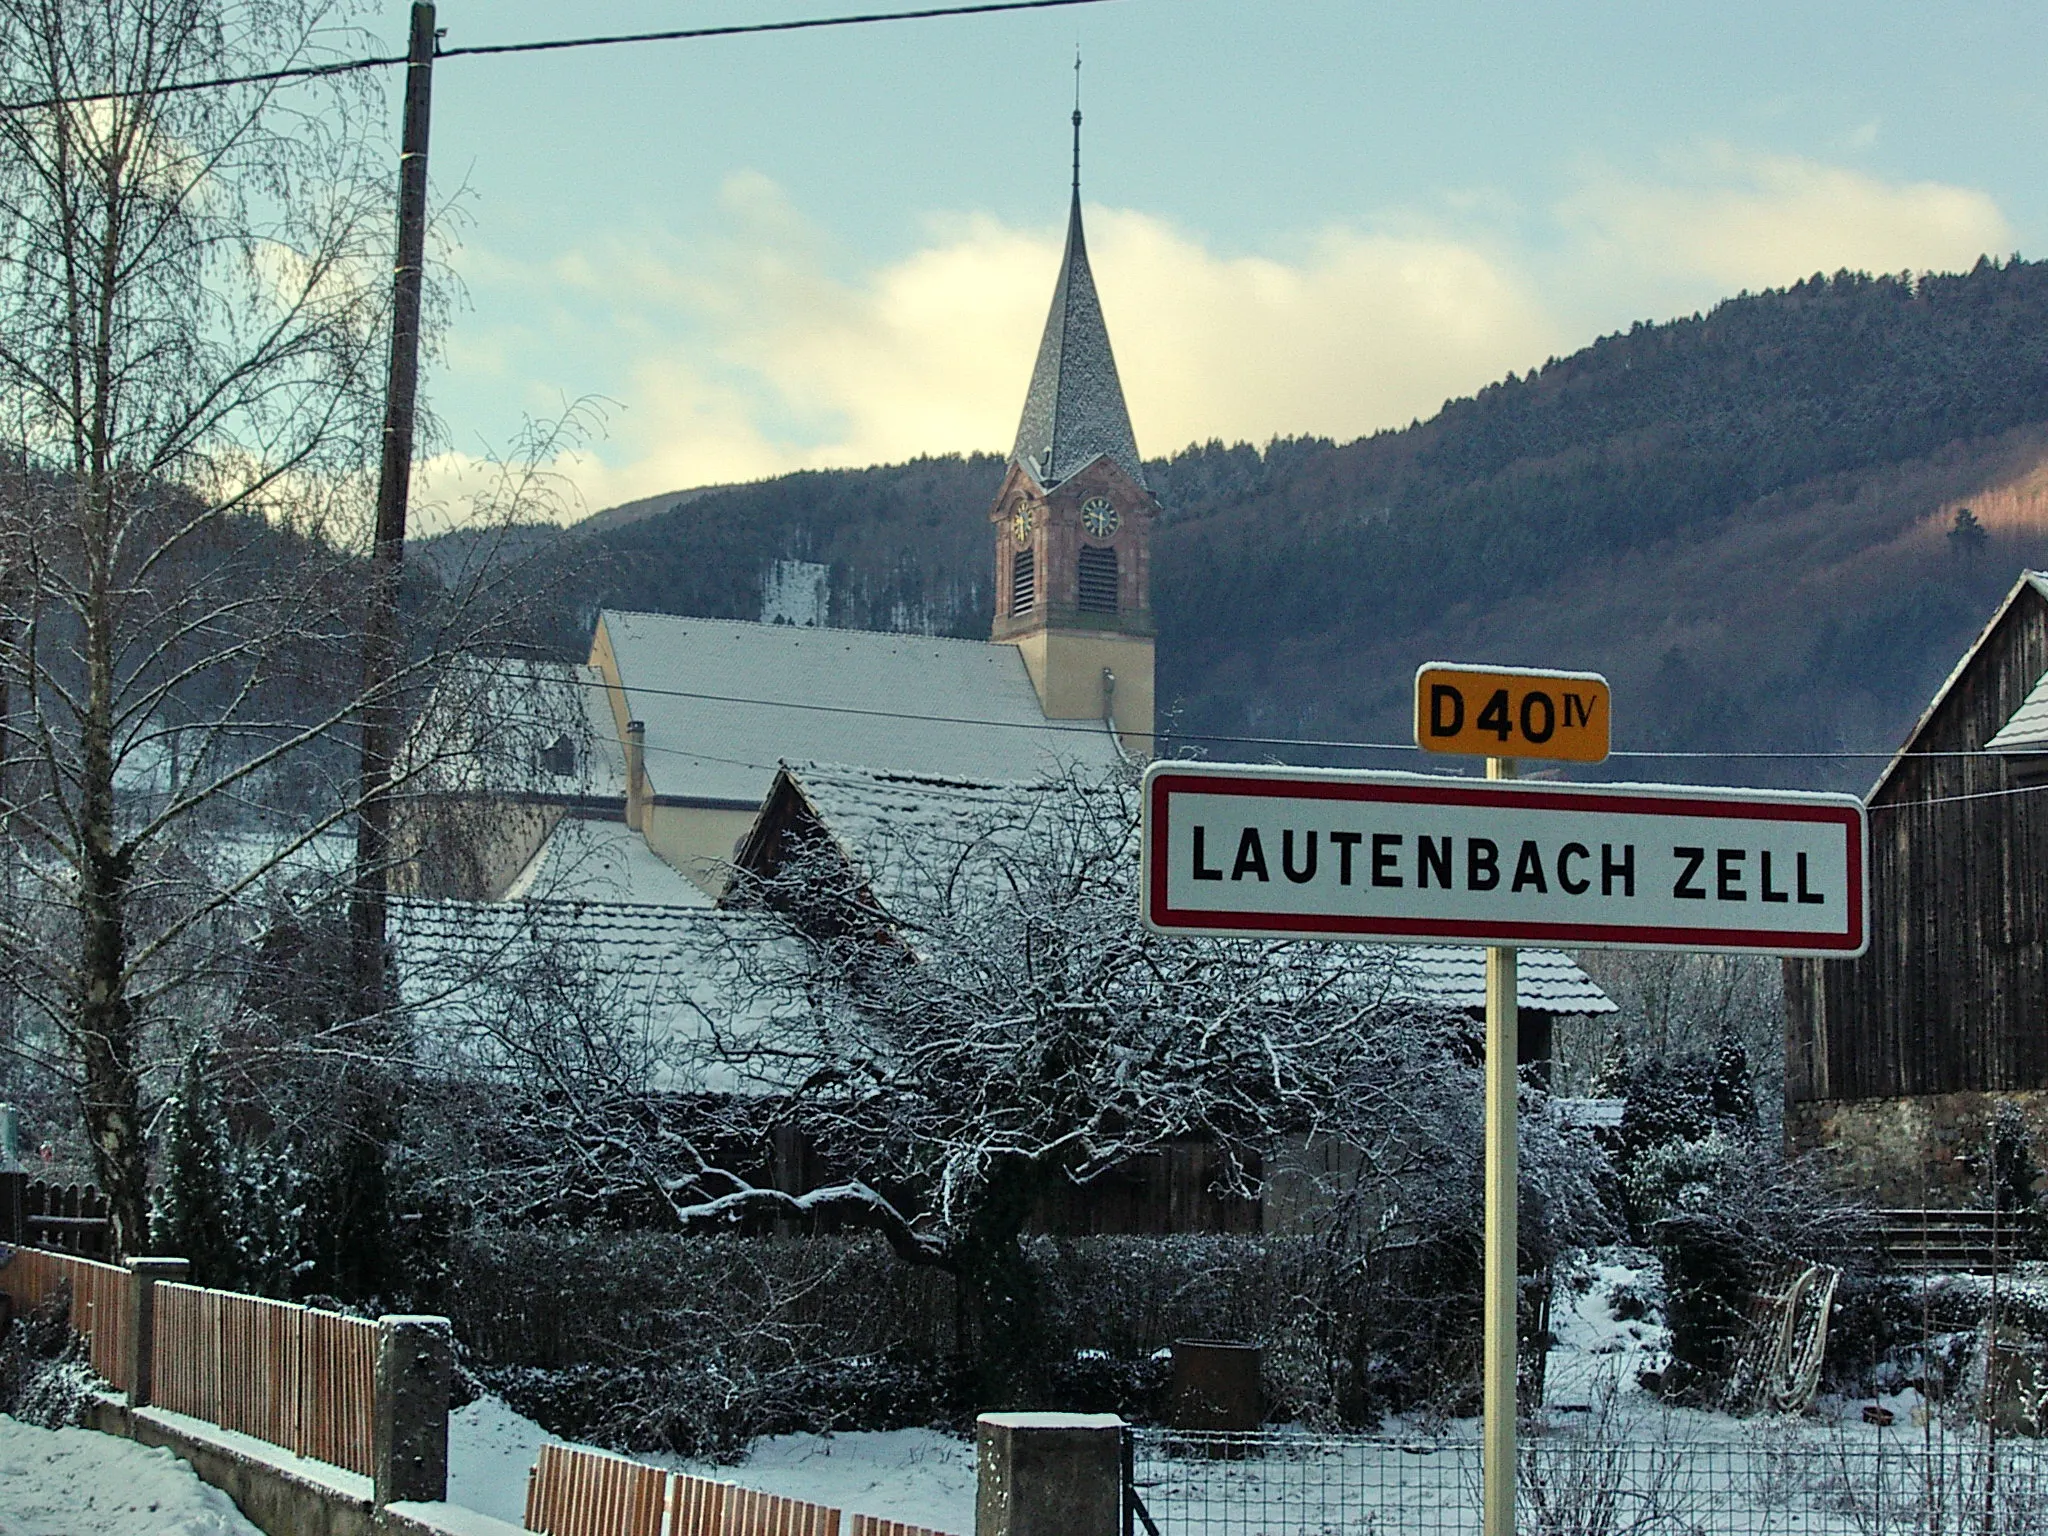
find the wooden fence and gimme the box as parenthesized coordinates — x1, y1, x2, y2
(152, 1281, 379, 1476)
(524, 1443, 943, 1536)
(0, 1243, 132, 1390)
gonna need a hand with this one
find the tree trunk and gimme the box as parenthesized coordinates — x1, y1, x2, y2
(953, 1157, 1050, 1411)
(78, 591, 147, 1256)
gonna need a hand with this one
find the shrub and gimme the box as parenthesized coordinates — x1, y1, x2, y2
(0, 1283, 99, 1428)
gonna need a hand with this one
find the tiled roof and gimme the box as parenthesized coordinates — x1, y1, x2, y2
(775, 764, 1616, 1016)
(1011, 194, 1146, 490)
(600, 611, 1123, 808)
(392, 896, 804, 1093)
(1379, 944, 1618, 1015)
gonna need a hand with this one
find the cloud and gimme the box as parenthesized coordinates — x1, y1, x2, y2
(1556, 143, 2011, 297)
(422, 149, 2015, 522)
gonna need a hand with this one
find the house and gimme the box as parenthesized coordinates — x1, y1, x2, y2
(402, 760, 1616, 1235)
(1785, 570, 2048, 1203)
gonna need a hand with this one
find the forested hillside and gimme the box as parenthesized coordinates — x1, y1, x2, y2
(477, 257, 2048, 791)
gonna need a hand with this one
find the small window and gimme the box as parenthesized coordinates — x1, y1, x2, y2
(1077, 545, 1118, 614)
(1012, 548, 1036, 613)
(538, 732, 577, 777)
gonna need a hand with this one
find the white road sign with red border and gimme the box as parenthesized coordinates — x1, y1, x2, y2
(1141, 762, 1867, 957)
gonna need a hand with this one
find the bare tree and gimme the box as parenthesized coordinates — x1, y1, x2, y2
(408, 767, 1612, 1405)
(0, 1, 576, 1256)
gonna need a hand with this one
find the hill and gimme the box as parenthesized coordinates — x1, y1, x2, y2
(489, 258, 2048, 792)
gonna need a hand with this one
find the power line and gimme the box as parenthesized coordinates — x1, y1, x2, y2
(541, 667, 2028, 765)
(0, 0, 1126, 112)
(437, 0, 1126, 63)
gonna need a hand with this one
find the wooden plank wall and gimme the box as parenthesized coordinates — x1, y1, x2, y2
(151, 1281, 377, 1477)
(525, 1447, 939, 1536)
(0, 1246, 132, 1390)
(1786, 579, 2048, 1102)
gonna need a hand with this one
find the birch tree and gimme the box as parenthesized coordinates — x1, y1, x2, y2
(0, 0, 558, 1258)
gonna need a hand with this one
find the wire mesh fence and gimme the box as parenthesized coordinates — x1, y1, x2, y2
(1127, 1427, 2048, 1536)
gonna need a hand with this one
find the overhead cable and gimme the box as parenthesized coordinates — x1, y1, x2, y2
(539, 667, 2027, 764)
(0, 0, 1127, 112)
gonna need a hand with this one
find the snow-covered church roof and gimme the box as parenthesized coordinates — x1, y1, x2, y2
(598, 610, 1124, 809)
(1010, 187, 1146, 490)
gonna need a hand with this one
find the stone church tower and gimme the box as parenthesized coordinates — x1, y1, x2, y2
(990, 106, 1158, 756)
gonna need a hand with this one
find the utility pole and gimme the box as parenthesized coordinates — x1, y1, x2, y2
(351, 1, 436, 1018)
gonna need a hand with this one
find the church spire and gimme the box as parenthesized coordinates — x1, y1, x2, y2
(1010, 83, 1145, 491)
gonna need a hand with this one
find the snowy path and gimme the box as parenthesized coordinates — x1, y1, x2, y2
(0, 1415, 263, 1536)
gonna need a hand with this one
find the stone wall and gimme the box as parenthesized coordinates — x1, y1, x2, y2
(1786, 1089, 2048, 1206)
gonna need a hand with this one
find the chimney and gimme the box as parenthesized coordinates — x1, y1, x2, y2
(625, 720, 647, 830)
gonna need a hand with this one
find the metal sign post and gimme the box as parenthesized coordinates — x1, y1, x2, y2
(1482, 753, 1517, 1536)
(1138, 659, 1869, 1536)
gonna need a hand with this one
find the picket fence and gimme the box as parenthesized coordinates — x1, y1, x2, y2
(0, 1243, 133, 1390)
(151, 1281, 379, 1477)
(524, 1442, 954, 1536)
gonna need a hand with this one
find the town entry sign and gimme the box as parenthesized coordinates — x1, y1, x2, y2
(1139, 763, 1869, 957)
(1415, 662, 1611, 764)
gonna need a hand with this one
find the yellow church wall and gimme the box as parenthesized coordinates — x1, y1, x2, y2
(1009, 629, 1155, 758)
(640, 802, 762, 898)
(587, 614, 634, 745)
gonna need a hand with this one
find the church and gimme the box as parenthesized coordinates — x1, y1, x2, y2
(395, 133, 1615, 1208)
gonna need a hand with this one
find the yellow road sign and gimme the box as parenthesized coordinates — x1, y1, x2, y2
(1415, 663, 1611, 764)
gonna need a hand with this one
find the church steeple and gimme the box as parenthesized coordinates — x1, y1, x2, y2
(989, 89, 1157, 758)
(1008, 83, 1146, 490)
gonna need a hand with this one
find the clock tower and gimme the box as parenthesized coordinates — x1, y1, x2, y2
(991, 101, 1158, 757)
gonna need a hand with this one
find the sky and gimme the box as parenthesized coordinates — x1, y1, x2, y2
(355, 1, 2048, 524)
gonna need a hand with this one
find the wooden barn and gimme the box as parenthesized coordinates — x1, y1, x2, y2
(1786, 569, 2048, 1204)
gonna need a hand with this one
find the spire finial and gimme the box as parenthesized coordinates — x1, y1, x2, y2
(1071, 48, 1082, 198)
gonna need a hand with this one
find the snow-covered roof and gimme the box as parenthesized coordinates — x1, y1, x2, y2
(598, 611, 1122, 808)
(1870, 570, 2048, 799)
(1380, 945, 1617, 1016)
(764, 763, 1616, 1016)
(1552, 1097, 1627, 1130)
(501, 816, 713, 908)
(407, 657, 625, 801)
(1011, 192, 1146, 489)
(1986, 664, 2048, 754)
(392, 897, 804, 1094)
(771, 762, 1073, 914)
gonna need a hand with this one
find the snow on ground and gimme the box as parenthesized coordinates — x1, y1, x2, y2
(665, 1430, 975, 1533)
(1543, 1243, 1672, 1416)
(448, 1394, 555, 1526)
(0, 1415, 263, 1536)
(446, 1246, 2041, 1536)
(447, 1396, 975, 1534)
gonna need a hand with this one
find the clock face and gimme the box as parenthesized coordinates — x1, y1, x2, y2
(1010, 506, 1034, 546)
(1080, 496, 1120, 539)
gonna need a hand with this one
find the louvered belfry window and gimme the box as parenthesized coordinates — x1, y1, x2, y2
(1077, 545, 1119, 614)
(1011, 548, 1036, 614)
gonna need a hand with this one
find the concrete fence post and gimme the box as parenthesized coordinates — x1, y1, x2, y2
(976, 1412, 1123, 1536)
(373, 1314, 452, 1507)
(124, 1256, 189, 1407)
